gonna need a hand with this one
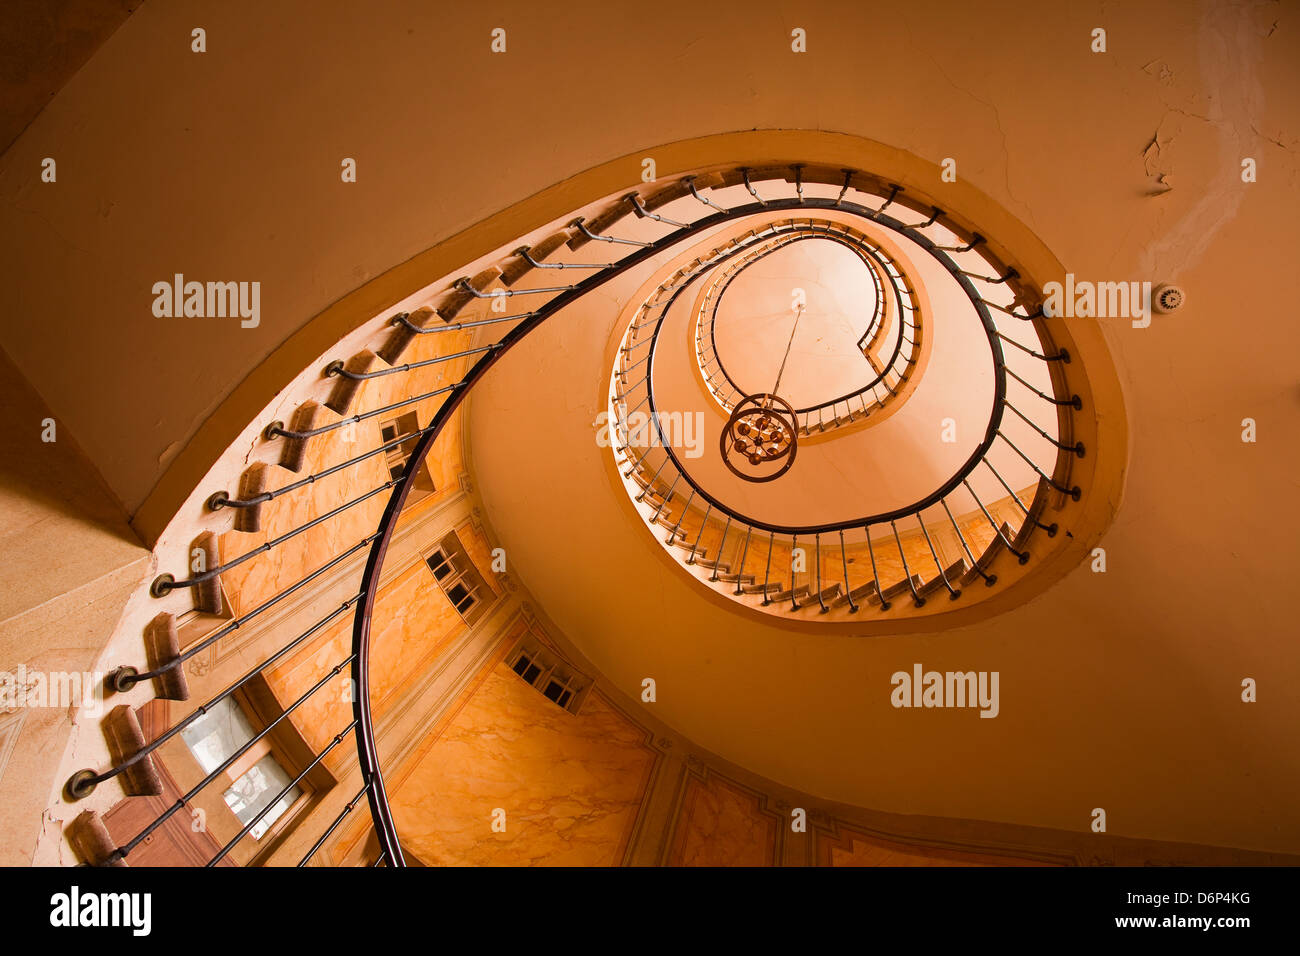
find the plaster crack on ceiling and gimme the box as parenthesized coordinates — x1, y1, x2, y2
(1250, 123, 1294, 152)
(909, 42, 1039, 232)
(1141, 131, 1175, 196)
(1142, 59, 1176, 85)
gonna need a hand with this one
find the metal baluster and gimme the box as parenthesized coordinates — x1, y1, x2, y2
(572, 216, 652, 247)
(735, 526, 753, 595)
(995, 330, 1069, 363)
(866, 527, 890, 611)
(683, 175, 727, 212)
(996, 429, 1081, 499)
(264, 383, 461, 443)
(917, 511, 960, 599)
(1005, 365, 1082, 409)
(297, 781, 372, 867)
(982, 457, 1058, 536)
(964, 478, 1029, 564)
(687, 505, 712, 565)
(393, 310, 537, 335)
(815, 533, 828, 612)
(761, 532, 775, 606)
(941, 498, 996, 586)
(1002, 399, 1085, 456)
(325, 343, 499, 381)
(839, 531, 858, 612)
(650, 474, 680, 521)
(711, 516, 732, 582)
(666, 490, 696, 543)
(890, 519, 925, 607)
(790, 534, 800, 610)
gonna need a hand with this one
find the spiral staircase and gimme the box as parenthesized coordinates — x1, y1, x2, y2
(42, 158, 1122, 868)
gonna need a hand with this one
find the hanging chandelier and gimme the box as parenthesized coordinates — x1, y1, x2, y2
(719, 303, 804, 483)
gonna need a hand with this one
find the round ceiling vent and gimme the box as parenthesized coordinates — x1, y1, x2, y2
(1153, 283, 1185, 314)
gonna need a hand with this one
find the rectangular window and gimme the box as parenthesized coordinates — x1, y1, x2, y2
(179, 695, 306, 842)
(223, 754, 302, 841)
(424, 531, 496, 626)
(180, 696, 257, 775)
(379, 411, 435, 501)
(512, 654, 542, 685)
(505, 637, 588, 715)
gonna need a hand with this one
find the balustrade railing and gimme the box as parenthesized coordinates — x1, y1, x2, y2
(691, 219, 918, 436)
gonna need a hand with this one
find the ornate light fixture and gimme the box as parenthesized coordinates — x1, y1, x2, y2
(720, 392, 798, 482)
(719, 304, 804, 482)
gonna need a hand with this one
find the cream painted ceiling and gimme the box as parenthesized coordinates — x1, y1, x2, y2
(711, 237, 878, 409)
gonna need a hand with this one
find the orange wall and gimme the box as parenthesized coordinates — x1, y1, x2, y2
(386, 626, 657, 866)
(668, 774, 779, 866)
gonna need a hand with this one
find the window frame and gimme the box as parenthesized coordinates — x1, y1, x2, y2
(423, 531, 496, 626)
(378, 411, 435, 502)
(506, 637, 590, 715)
(175, 684, 323, 854)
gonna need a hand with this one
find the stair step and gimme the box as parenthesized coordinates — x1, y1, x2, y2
(637, 492, 669, 511)
(633, 480, 668, 503)
(669, 537, 707, 558)
(102, 705, 163, 797)
(804, 583, 843, 608)
(627, 468, 659, 491)
(769, 583, 811, 602)
(917, 559, 968, 598)
(741, 581, 783, 595)
(879, 573, 925, 602)
(325, 349, 380, 416)
(831, 580, 880, 608)
(959, 561, 995, 587)
(143, 613, 189, 701)
(959, 522, 1023, 584)
(191, 531, 222, 615)
(716, 572, 755, 584)
(228, 463, 270, 533)
(67, 812, 126, 868)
